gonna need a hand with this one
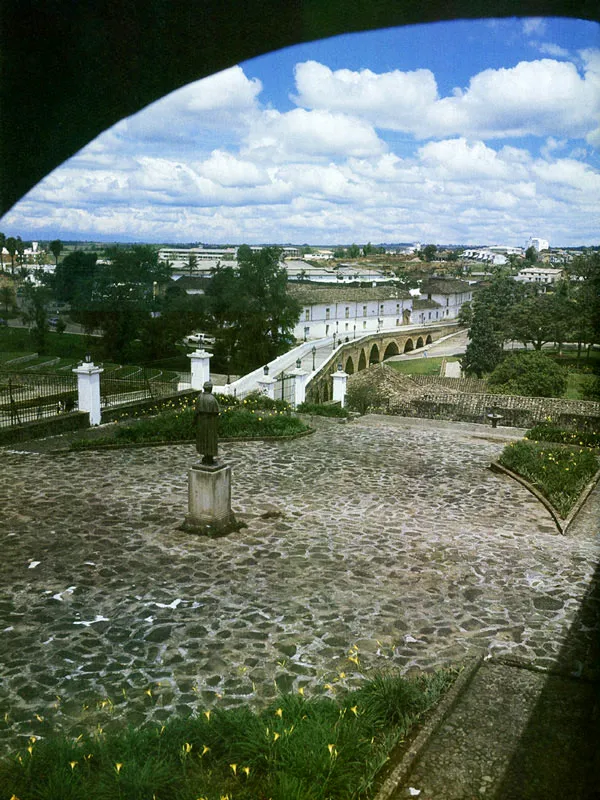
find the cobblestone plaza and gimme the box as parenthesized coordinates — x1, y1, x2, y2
(1, 416, 598, 749)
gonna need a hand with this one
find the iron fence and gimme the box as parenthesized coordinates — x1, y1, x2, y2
(100, 367, 181, 408)
(0, 371, 78, 428)
(274, 371, 296, 406)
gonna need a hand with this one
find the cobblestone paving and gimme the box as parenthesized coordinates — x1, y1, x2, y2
(1, 415, 598, 750)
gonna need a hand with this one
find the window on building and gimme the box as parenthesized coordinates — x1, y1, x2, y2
(428, 312, 431, 320)
(304, 326, 310, 338)
(396, 303, 400, 314)
(380, 304, 384, 313)
(396, 318, 400, 326)
(305, 309, 310, 321)
(345, 306, 349, 318)
(325, 324, 329, 335)
(345, 322, 348, 331)
(363, 305, 367, 316)
(446, 297, 449, 306)
(363, 320, 367, 329)
(325, 308, 330, 320)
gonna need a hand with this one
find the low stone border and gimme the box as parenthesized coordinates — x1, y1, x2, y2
(489, 461, 600, 535)
(62, 427, 315, 452)
(373, 654, 484, 800)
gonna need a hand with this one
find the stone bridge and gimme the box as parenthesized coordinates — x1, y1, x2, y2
(306, 322, 460, 403)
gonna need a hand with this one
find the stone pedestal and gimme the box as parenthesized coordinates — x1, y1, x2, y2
(183, 463, 237, 535)
(332, 367, 348, 408)
(256, 375, 277, 400)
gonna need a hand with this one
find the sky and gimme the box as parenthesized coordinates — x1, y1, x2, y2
(2, 16, 599, 247)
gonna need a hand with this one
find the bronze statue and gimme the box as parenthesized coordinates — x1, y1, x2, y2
(193, 381, 219, 465)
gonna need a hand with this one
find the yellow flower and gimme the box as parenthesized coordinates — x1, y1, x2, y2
(298, 686, 304, 696)
(182, 742, 192, 754)
(144, 688, 152, 697)
(204, 710, 211, 721)
(27, 746, 33, 756)
(328, 743, 338, 757)
(273, 732, 280, 742)
(350, 705, 359, 716)
(242, 766, 250, 777)
(115, 762, 123, 774)
(274, 707, 283, 717)
(69, 761, 77, 770)
(348, 655, 360, 666)
(201, 744, 210, 756)
(230, 763, 237, 775)
(338, 672, 346, 679)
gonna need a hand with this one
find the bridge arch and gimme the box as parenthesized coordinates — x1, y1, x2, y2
(345, 355, 355, 374)
(358, 350, 367, 371)
(369, 344, 380, 364)
(416, 336, 424, 349)
(426, 334, 433, 345)
(383, 341, 399, 359)
(404, 338, 414, 353)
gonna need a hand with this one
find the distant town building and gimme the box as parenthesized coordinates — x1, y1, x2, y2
(159, 246, 237, 275)
(527, 237, 550, 253)
(462, 249, 508, 266)
(515, 266, 563, 285)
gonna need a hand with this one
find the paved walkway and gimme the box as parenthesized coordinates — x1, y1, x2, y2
(1, 415, 598, 754)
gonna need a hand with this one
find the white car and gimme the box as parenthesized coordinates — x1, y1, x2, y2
(184, 332, 215, 346)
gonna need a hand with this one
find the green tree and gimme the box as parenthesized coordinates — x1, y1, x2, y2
(50, 239, 63, 266)
(5, 237, 17, 274)
(52, 250, 99, 305)
(348, 243, 360, 259)
(0, 232, 5, 271)
(508, 292, 558, 350)
(525, 245, 537, 263)
(0, 283, 16, 313)
(333, 247, 346, 259)
(15, 236, 25, 268)
(457, 300, 472, 327)
(422, 244, 438, 262)
(187, 253, 197, 276)
(462, 272, 524, 376)
(488, 351, 567, 397)
(20, 283, 51, 352)
(205, 246, 301, 373)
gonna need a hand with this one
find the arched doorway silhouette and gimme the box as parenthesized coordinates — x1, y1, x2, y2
(383, 341, 400, 359)
(404, 338, 414, 353)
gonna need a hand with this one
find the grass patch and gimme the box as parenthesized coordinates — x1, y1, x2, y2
(296, 401, 349, 418)
(0, 325, 100, 360)
(71, 405, 308, 448)
(498, 439, 599, 517)
(0, 669, 457, 800)
(388, 357, 458, 376)
(526, 424, 600, 449)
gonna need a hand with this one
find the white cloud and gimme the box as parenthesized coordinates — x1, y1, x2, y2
(533, 42, 570, 58)
(243, 108, 386, 161)
(522, 18, 547, 36)
(292, 55, 600, 143)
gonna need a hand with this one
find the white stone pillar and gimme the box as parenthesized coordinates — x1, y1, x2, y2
(188, 349, 212, 390)
(256, 375, 277, 400)
(331, 365, 348, 408)
(288, 367, 308, 408)
(73, 360, 104, 426)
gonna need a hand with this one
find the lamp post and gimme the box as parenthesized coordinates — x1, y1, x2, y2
(353, 324, 356, 339)
(311, 346, 316, 371)
(332, 332, 337, 350)
(226, 355, 231, 384)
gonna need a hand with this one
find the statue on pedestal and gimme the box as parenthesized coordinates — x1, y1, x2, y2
(193, 381, 219, 465)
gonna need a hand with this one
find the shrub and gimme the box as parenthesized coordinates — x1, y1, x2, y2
(296, 402, 349, 418)
(242, 390, 290, 412)
(498, 440, 599, 517)
(489, 351, 568, 397)
(580, 374, 600, 401)
(345, 383, 388, 415)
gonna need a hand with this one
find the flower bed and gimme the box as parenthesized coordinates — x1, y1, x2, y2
(71, 406, 308, 449)
(497, 440, 599, 518)
(0, 669, 456, 800)
(525, 423, 600, 449)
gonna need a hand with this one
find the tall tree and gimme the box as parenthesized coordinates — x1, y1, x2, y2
(0, 232, 5, 271)
(15, 236, 25, 269)
(205, 246, 301, 373)
(20, 283, 51, 352)
(422, 244, 438, 262)
(0, 283, 16, 313)
(5, 237, 17, 274)
(52, 250, 99, 305)
(50, 239, 63, 266)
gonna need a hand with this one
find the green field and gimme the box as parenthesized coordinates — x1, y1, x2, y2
(388, 356, 460, 376)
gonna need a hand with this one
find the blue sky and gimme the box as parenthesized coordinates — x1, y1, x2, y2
(2, 16, 599, 246)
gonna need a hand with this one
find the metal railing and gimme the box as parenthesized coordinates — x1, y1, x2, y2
(0, 371, 78, 428)
(100, 367, 181, 408)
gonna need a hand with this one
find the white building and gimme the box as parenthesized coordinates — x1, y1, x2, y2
(159, 246, 237, 275)
(515, 266, 563, 285)
(418, 278, 473, 320)
(288, 285, 414, 341)
(284, 259, 390, 284)
(462, 248, 508, 266)
(527, 237, 550, 253)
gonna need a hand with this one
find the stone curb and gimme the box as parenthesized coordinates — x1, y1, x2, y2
(55, 427, 315, 453)
(373, 654, 484, 800)
(489, 460, 600, 535)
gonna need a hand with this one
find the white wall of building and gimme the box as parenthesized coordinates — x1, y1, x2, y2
(294, 298, 413, 341)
